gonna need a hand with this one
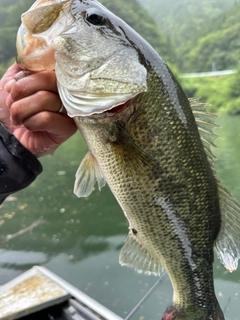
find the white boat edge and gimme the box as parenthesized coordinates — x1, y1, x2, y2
(0, 265, 123, 320)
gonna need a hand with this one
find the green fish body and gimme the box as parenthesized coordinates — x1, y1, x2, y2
(74, 65, 223, 320)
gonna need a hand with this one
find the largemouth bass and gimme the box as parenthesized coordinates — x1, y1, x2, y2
(16, 1, 240, 319)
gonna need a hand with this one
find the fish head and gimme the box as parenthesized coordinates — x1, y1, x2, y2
(16, 0, 148, 116)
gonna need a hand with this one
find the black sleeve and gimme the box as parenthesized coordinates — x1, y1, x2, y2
(0, 123, 43, 204)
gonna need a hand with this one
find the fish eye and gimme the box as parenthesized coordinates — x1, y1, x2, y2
(85, 9, 106, 26)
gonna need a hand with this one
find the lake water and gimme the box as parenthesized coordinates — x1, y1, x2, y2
(0, 115, 240, 320)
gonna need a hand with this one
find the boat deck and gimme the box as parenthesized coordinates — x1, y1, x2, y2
(0, 266, 123, 320)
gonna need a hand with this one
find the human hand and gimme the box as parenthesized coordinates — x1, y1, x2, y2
(1, 63, 77, 157)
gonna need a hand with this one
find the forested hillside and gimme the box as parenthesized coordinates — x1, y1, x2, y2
(138, 0, 237, 47)
(138, 0, 240, 73)
(179, 2, 240, 72)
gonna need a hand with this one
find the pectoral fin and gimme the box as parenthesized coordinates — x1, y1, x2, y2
(120, 232, 163, 276)
(74, 152, 106, 197)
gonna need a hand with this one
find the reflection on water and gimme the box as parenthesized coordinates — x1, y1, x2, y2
(0, 115, 240, 319)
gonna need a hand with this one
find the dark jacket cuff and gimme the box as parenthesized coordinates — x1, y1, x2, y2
(0, 123, 43, 204)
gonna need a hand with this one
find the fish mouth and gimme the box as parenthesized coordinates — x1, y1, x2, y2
(16, 24, 55, 71)
(103, 99, 132, 114)
(16, 0, 74, 71)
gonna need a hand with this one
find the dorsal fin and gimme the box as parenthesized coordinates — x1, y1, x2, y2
(190, 98, 240, 272)
(190, 98, 219, 167)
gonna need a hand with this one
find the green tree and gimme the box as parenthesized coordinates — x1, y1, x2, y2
(180, 4, 240, 72)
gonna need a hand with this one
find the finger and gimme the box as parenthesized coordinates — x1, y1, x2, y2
(2, 63, 23, 92)
(14, 70, 32, 81)
(10, 90, 62, 125)
(4, 79, 16, 93)
(8, 70, 58, 102)
(2, 63, 22, 83)
(23, 111, 77, 139)
(4, 70, 32, 93)
(5, 90, 15, 108)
